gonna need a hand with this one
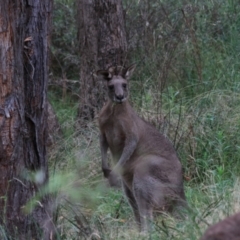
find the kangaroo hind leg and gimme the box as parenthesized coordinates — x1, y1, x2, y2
(122, 182, 141, 230)
(132, 175, 155, 233)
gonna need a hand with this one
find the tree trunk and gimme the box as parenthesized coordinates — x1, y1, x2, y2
(0, 1, 54, 239)
(77, 0, 128, 121)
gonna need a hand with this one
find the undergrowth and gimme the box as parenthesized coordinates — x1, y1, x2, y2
(47, 82, 240, 239)
(44, 0, 240, 239)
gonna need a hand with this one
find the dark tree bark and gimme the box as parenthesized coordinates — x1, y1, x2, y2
(77, 0, 128, 121)
(0, 1, 54, 239)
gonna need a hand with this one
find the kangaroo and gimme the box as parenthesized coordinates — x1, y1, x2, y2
(200, 212, 240, 240)
(97, 64, 186, 232)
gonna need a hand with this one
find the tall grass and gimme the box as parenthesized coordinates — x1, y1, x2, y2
(45, 0, 240, 239)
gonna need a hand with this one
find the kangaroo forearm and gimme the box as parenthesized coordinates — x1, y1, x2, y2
(101, 155, 109, 170)
(117, 138, 137, 169)
(100, 134, 109, 170)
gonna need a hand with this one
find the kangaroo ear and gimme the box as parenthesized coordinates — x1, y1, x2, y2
(124, 64, 136, 80)
(97, 70, 112, 81)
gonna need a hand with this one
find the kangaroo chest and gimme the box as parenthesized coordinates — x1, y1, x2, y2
(105, 120, 125, 154)
(98, 102, 138, 161)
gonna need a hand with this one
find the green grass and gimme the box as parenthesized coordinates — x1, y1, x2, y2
(44, 0, 240, 239)
(46, 86, 240, 239)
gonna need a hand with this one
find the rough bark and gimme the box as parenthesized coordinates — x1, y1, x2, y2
(0, 1, 54, 239)
(77, 0, 128, 121)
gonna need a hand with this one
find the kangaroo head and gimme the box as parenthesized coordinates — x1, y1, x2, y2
(97, 64, 136, 104)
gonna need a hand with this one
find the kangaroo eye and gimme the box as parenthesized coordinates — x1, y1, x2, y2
(108, 85, 114, 90)
(122, 83, 127, 89)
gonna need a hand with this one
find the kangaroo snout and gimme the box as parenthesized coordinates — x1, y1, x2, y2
(116, 94, 124, 101)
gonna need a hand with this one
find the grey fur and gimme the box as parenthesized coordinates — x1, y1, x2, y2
(200, 212, 240, 240)
(97, 65, 186, 232)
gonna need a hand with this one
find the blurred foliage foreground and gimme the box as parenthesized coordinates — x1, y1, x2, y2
(44, 0, 240, 239)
